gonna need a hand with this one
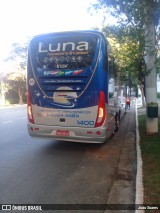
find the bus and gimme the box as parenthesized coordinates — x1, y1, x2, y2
(27, 30, 125, 143)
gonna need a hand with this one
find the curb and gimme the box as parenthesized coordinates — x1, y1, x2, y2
(135, 101, 144, 213)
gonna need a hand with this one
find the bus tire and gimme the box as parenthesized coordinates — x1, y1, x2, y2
(109, 130, 115, 140)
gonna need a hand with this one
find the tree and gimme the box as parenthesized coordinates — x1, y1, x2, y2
(144, 0, 159, 133)
(4, 67, 26, 104)
(104, 25, 145, 85)
(92, 0, 160, 134)
(4, 41, 29, 104)
(6, 42, 28, 69)
(0, 73, 9, 105)
(102, 24, 146, 110)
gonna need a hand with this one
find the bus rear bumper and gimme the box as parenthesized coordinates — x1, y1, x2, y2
(27, 122, 115, 143)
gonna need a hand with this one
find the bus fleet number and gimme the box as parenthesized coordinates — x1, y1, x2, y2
(77, 120, 94, 126)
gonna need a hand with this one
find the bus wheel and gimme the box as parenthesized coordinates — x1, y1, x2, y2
(114, 113, 119, 132)
(109, 130, 115, 139)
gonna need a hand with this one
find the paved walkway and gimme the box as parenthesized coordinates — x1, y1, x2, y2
(105, 104, 137, 213)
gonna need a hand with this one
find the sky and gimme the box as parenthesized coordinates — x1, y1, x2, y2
(0, 0, 117, 74)
(0, 0, 105, 62)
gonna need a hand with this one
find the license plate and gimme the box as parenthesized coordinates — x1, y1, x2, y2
(56, 130, 69, 136)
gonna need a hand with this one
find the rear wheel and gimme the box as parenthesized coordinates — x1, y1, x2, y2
(108, 129, 115, 140)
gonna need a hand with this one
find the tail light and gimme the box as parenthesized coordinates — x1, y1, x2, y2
(27, 92, 34, 124)
(95, 91, 106, 127)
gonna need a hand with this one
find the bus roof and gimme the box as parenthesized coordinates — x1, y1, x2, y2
(30, 30, 105, 41)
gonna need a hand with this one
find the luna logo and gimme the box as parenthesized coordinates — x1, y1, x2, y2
(38, 41, 89, 53)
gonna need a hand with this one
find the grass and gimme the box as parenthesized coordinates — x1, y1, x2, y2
(138, 115, 160, 206)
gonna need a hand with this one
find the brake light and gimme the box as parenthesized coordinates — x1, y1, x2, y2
(95, 91, 106, 127)
(27, 92, 34, 124)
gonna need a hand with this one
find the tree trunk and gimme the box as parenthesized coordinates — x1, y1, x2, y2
(18, 88, 24, 105)
(139, 84, 146, 107)
(1, 81, 6, 106)
(144, 0, 158, 134)
(1, 91, 6, 106)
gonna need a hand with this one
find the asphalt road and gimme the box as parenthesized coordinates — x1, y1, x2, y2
(0, 105, 136, 213)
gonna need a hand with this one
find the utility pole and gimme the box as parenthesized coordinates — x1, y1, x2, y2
(144, 0, 158, 134)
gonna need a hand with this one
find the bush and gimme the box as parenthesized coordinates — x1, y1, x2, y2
(109, 92, 114, 98)
(6, 98, 19, 105)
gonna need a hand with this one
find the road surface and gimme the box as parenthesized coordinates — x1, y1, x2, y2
(0, 105, 136, 212)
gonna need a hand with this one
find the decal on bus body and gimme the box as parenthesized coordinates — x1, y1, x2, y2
(31, 104, 98, 127)
(38, 41, 89, 53)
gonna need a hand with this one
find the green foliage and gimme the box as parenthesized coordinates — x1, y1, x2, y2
(4, 70, 26, 104)
(147, 102, 158, 107)
(6, 98, 19, 105)
(92, 0, 160, 89)
(93, 0, 145, 27)
(5, 41, 29, 70)
(109, 92, 114, 98)
(104, 25, 144, 87)
(3, 40, 29, 104)
(138, 114, 160, 204)
(93, 0, 160, 28)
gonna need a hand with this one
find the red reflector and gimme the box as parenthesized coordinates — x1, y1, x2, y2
(97, 131, 101, 135)
(35, 128, 39, 131)
(95, 91, 106, 127)
(27, 92, 35, 124)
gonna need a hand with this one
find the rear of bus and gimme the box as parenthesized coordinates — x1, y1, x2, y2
(27, 31, 115, 143)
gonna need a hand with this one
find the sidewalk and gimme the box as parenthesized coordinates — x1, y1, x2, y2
(104, 104, 137, 213)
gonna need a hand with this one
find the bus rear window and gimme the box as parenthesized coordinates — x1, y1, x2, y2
(32, 35, 98, 70)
